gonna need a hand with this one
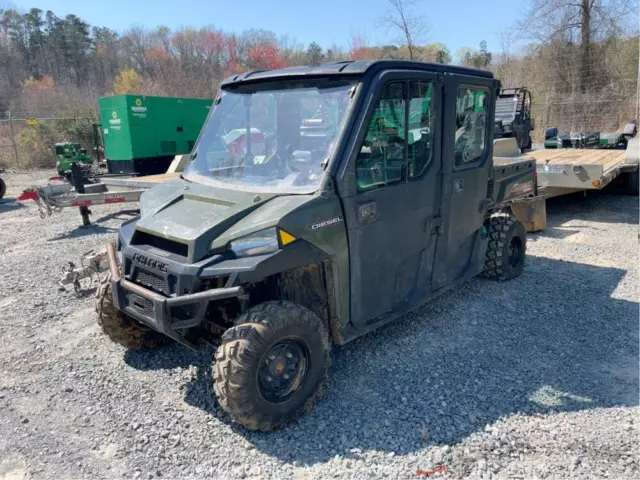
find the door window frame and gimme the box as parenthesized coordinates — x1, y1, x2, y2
(355, 80, 408, 192)
(407, 80, 437, 181)
(452, 83, 491, 171)
(336, 69, 441, 198)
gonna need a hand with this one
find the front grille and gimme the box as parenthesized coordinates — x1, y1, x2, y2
(135, 270, 165, 293)
(133, 269, 177, 296)
(125, 292, 155, 318)
(168, 275, 177, 295)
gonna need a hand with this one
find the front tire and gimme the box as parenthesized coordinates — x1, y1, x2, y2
(0, 178, 6, 199)
(481, 213, 526, 281)
(213, 301, 331, 431)
(95, 280, 168, 350)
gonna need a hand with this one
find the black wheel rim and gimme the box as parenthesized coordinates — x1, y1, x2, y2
(508, 236, 522, 268)
(258, 338, 309, 403)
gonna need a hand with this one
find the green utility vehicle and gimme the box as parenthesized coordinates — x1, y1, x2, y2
(493, 87, 533, 152)
(54, 142, 92, 175)
(99, 94, 213, 175)
(96, 60, 536, 430)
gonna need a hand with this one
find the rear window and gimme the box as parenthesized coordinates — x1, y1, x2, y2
(454, 86, 489, 168)
(495, 96, 517, 122)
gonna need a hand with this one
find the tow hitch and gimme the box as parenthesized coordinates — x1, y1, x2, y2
(59, 248, 111, 295)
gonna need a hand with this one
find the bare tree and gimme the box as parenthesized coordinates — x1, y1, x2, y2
(378, 0, 428, 60)
(348, 28, 372, 59)
(514, 0, 638, 91)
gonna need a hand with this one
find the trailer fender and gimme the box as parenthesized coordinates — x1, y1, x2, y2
(623, 137, 639, 167)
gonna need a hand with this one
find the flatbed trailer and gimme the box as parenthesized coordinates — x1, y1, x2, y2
(524, 146, 635, 194)
(18, 171, 180, 226)
(99, 172, 180, 189)
(498, 136, 639, 232)
(17, 154, 188, 226)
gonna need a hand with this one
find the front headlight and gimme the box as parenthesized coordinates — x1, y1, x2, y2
(229, 227, 280, 257)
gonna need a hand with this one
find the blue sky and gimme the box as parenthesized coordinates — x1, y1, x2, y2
(13, 0, 527, 55)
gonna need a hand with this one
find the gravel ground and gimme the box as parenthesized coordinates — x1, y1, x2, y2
(0, 169, 638, 480)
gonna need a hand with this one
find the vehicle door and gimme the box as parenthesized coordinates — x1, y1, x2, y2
(431, 76, 497, 289)
(338, 70, 442, 327)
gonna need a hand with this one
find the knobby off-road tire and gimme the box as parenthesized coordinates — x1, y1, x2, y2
(95, 279, 167, 350)
(213, 301, 331, 431)
(481, 213, 526, 281)
(0, 177, 6, 199)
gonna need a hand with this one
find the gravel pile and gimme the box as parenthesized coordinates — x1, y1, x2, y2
(0, 169, 637, 479)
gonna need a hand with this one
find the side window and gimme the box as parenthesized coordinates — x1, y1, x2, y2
(454, 86, 489, 167)
(408, 81, 435, 179)
(356, 82, 406, 191)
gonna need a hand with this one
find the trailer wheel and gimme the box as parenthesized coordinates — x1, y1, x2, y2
(95, 281, 167, 350)
(626, 169, 639, 196)
(0, 178, 6, 199)
(481, 213, 526, 281)
(213, 301, 331, 431)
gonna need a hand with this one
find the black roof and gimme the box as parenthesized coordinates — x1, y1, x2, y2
(220, 60, 493, 87)
(499, 87, 527, 95)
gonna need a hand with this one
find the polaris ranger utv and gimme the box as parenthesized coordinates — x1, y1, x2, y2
(96, 60, 536, 431)
(493, 87, 534, 152)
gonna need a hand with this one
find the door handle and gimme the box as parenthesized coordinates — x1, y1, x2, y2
(358, 201, 377, 223)
(423, 216, 443, 234)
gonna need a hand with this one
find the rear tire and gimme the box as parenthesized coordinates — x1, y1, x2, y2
(481, 213, 526, 281)
(95, 280, 167, 350)
(0, 178, 6, 199)
(213, 301, 331, 431)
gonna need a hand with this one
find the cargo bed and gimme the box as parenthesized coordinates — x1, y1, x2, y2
(491, 156, 537, 205)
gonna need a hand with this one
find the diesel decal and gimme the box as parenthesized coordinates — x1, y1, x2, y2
(310, 217, 343, 230)
(132, 253, 168, 273)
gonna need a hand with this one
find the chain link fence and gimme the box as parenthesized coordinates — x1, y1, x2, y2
(0, 114, 96, 169)
(529, 91, 638, 142)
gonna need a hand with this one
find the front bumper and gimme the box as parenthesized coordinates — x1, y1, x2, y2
(106, 243, 243, 347)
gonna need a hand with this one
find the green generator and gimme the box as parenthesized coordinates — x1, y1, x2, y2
(54, 142, 92, 174)
(98, 94, 213, 175)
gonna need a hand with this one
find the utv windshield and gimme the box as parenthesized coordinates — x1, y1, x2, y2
(495, 95, 518, 123)
(183, 79, 357, 193)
